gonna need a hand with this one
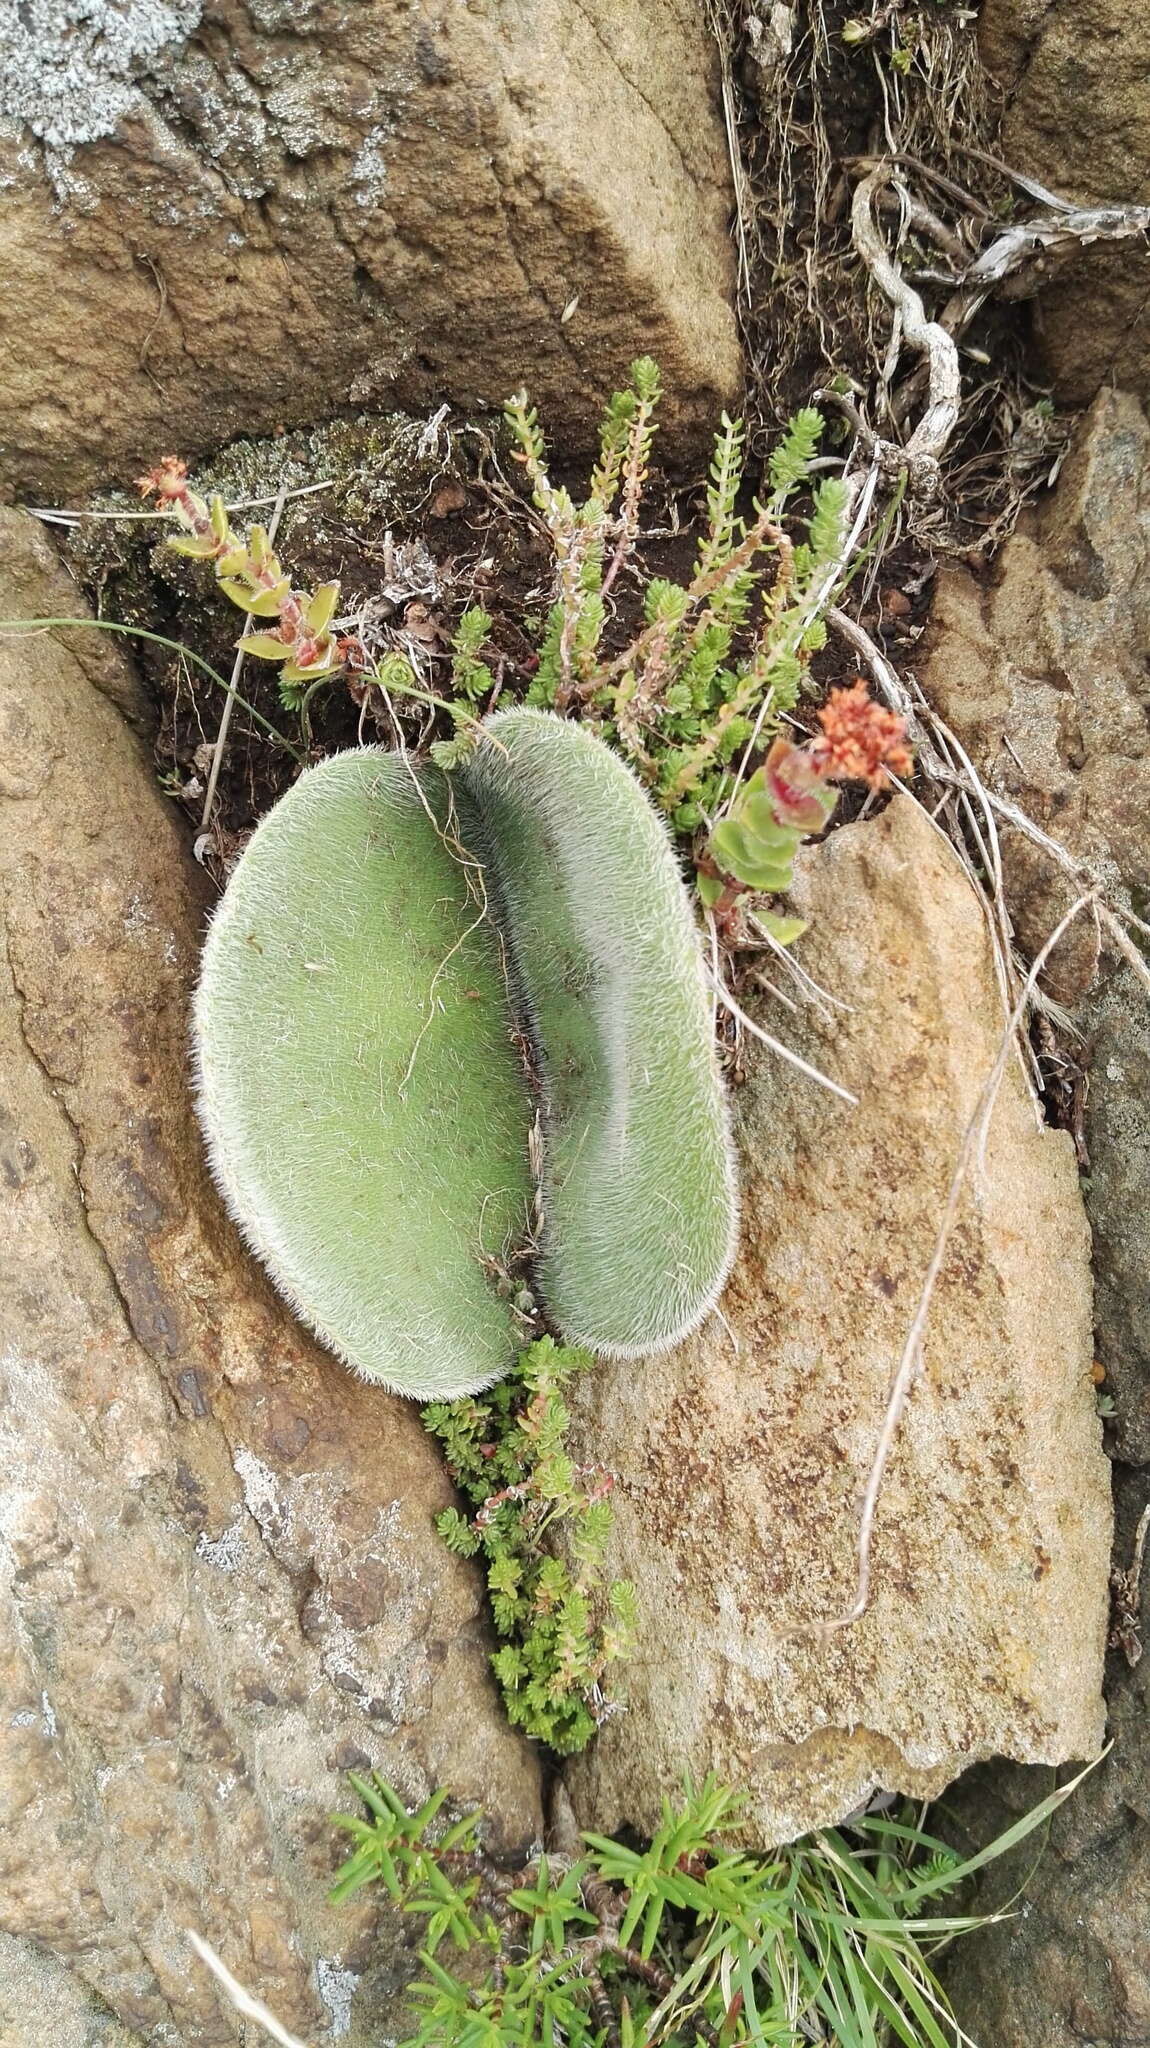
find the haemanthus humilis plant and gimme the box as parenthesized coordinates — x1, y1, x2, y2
(192, 747, 538, 1396)
(147, 368, 911, 1404)
(459, 708, 737, 1359)
(193, 713, 736, 1399)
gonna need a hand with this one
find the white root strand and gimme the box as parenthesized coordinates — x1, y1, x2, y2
(185, 1931, 312, 2048)
(850, 164, 961, 477)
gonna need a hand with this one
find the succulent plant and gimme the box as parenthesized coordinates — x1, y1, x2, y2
(194, 750, 535, 1398)
(461, 709, 737, 1356)
(194, 715, 737, 1397)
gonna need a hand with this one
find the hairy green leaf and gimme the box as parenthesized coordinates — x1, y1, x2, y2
(461, 710, 738, 1356)
(194, 750, 535, 1397)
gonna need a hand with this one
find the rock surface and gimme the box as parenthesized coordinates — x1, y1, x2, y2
(566, 796, 1111, 1847)
(0, 1931, 142, 2048)
(941, 1467, 1150, 2048)
(919, 382, 1150, 2048)
(921, 387, 1150, 1464)
(0, 503, 543, 2045)
(0, 0, 739, 499)
(978, 0, 1150, 405)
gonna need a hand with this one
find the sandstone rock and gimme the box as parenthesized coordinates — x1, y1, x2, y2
(0, 502, 543, 2045)
(0, 1931, 143, 2048)
(978, 0, 1150, 405)
(565, 796, 1111, 1847)
(0, 1, 740, 500)
(921, 388, 1150, 1463)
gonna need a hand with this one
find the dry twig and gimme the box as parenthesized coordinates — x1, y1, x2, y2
(27, 480, 334, 527)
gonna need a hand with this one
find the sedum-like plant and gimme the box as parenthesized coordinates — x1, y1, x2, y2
(193, 716, 736, 1398)
(500, 377, 850, 842)
(698, 683, 913, 938)
(424, 1336, 638, 1750)
(135, 455, 343, 700)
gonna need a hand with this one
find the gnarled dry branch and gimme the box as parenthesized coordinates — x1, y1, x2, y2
(850, 164, 961, 487)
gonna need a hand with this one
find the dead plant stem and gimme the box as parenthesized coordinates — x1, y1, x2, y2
(28, 480, 335, 527)
(186, 1932, 310, 2048)
(199, 483, 288, 837)
(705, 955, 860, 1107)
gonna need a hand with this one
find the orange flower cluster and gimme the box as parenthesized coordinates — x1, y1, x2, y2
(810, 678, 913, 790)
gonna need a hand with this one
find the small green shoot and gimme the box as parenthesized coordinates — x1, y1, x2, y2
(330, 1765, 1093, 2048)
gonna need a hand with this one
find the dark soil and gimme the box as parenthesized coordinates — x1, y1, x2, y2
(60, 408, 923, 887)
(59, 412, 725, 854)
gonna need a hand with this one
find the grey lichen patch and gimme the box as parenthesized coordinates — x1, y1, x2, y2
(194, 1513, 247, 1574)
(348, 125, 393, 209)
(314, 1957, 359, 2039)
(66, 411, 484, 595)
(0, 0, 202, 148)
(173, 412, 472, 536)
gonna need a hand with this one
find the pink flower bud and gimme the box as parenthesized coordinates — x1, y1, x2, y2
(764, 737, 833, 832)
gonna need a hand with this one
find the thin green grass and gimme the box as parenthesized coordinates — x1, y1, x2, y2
(330, 1765, 1096, 2048)
(0, 616, 301, 756)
